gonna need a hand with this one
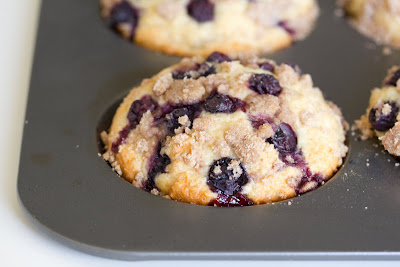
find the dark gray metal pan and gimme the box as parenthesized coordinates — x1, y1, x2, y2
(17, 0, 400, 260)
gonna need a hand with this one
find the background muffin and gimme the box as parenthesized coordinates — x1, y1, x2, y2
(339, 0, 400, 49)
(356, 66, 400, 157)
(100, 0, 319, 56)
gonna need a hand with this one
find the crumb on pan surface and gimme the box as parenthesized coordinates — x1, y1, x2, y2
(102, 52, 348, 207)
(100, 0, 319, 56)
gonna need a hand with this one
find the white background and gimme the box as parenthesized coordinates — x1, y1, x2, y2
(0, 1, 399, 266)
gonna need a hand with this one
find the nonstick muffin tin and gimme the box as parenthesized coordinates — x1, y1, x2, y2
(17, 0, 400, 260)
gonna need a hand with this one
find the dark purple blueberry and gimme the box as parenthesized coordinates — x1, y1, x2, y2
(206, 52, 231, 63)
(172, 63, 215, 80)
(111, 95, 158, 154)
(127, 95, 158, 125)
(277, 20, 296, 37)
(164, 104, 202, 133)
(187, 0, 214, 23)
(172, 70, 192, 80)
(166, 107, 192, 132)
(109, 1, 139, 40)
(295, 172, 324, 195)
(111, 124, 131, 154)
(267, 123, 297, 153)
(386, 69, 400, 86)
(208, 157, 248, 196)
(196, 63, 216, 77)
(280, 149, 305, 168)
(369, 102, 399, 132)
(209, 193, 254, 207)
(250, 115, 274, 130)
(203, 91, 245, 113)
(145, 144, 171, 192)
(259, 62, 274, 72)
(248, 73, 282, 96)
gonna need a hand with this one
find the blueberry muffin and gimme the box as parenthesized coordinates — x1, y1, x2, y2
(100, 0, 319, 57)
(101, 52, 348, 206)
(339, 0, 400, 49)
(356, 66, 400, 157)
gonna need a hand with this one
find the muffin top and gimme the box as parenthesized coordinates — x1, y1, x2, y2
(102, 52, 348, 206)
(100, 0, 319, 56)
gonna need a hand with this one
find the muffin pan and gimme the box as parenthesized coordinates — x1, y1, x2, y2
(17, 0, 400, 260)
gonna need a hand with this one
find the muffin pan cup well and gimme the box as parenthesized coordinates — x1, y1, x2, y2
(18, 0, 400, 260)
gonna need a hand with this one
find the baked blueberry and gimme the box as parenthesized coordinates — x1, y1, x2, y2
(268, 123, 298, 153)
(111, 96, 157, 154)
(109, 0, 139, 40)
(248, 73, 282, 96)
(203, 91, 245, 114)
(111, 124, 131, 154)
(145, 144, 171, 192)
(206, 52, 231, 63)
(127, 96, 158, 125)
(369, 102, 399, 132)
(259, 62, 274, 72)
(209, 193, 254, 207)
(386, 69, 400, 86)
(296, 172, 324, 194)
(207, 157, 248, 196)
(172, 63, 215, 80)
(196, 63, 216, 77)
(356, 65, 400, 157)
(278, 20, 296, 37)
(187, 0, 214, 23)
(172, 70, 192, 80)
(166, 106, 196, 132)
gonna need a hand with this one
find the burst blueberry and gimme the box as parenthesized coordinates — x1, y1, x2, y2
(386, 69, 400, 86)
(203, 91, 239, 113)
(127, 96, 158, 125)
(111, 96, 158, 154)
(209, 193, 254, 207)
(196, 63, 216, 77)
(206, 52, 231, 63)
(369, 102, 399, 132)
(109, 1, 139, 40)
(278, 20, 296, 37)
(248, 73, 282, 96)
(268, 123, 298, 153)
(145, 144, 171, 192)
(172, 70, 192, 80)
(172, 63, 215, 80)
(111, 124, 131, 154)
(187, 0, 214, 22)
(166, 107, 193, 132)
(259, 62, 274, 72)
(207, 157, 248, 196)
